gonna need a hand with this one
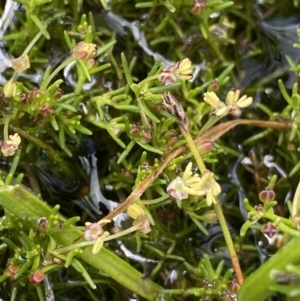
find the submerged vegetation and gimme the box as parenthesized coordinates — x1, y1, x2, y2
(0, 0, 300, 300)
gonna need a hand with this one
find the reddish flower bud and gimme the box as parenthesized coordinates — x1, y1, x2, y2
(54, 88, 64, 99)
(40, 104, 54, 117)
(209, 79, 220, 91)
(261, 222, 278, 239)
(71, 41, 97, 60)
(6, 265, 19, 278)
(198, 139, 213, 155)
(30, 270, 45, 285)
(38, 217, 48, 229)
(20, 93, 30, 104)
(228, 279, 240, 292)
(259, 188, 276, 202)
(254, 204, 264, 213)
(191, 1, 206, 15)
(29, 87, 41, 100)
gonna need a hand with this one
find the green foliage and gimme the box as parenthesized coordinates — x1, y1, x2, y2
(0, 0, 300, 300)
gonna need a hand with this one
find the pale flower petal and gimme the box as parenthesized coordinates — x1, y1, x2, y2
(204, 91, 222, 108)
(237, 96, 253, 108)
(233, 90, 240, 103)
(127, 203, 145, 220)
(167, 177, 188, 200)
(8, 133, 21, 148)
(206, 189, 214, 206)
(182, 162, 193, 180)
(92, 231, 110, 254)
(215, 105, 228, 116)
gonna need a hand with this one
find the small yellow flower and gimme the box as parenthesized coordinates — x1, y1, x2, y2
(158, 58, 193, 85)
(3, 80, 16, 98)
(70, 41, 97, 60)
(174, 58, 193, 80)
(0, 133, 21, 157)
(11, 55, 30, 73)
(127, 203, 145, 219)
(167, 162, 221, 206)
(225, 89, 253, 116)
(203, 91, 227, 116)
(203, 89, 252, 117)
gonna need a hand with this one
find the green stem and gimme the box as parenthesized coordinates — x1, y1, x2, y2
(74, 68, 86, 93)
(40, 57, 75, 90)
(3, 116, 10, 141)
(0, 185, 170, 301)
(139, 74, 159, 87)
(214, 199, 244, 285)
(140, 195, 169, 204)
(198, 116, 221, 137)
(5, 149, 21, 185)
(179, 124, 206, 174)
(179, 122, 243, 284)
(9, 125, 74, 179)
(23, 29, 45, 56)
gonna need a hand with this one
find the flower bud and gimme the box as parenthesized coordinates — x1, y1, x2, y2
(20, 93, 30, 104)
(86, 59, 98, 69)
(30, 270, 44, 285)
(191, 1, 206, 15)
(162, 130, 179, 145)
(29, 87, 41, 100)
(127, 203, 145, 220)
(40, 104, 54, 117)
(259, 188, 276, 202)
(54, 88, 64, 99)
(254, 204, 264, 213)
(6, 265, 19, 278)
(133, 215, 151, 234)
(228, 279, 240, 292)
(162, 92, 189, 131)
(200, 210, 217, 223)
(38, 217, 48, 229)
(175, 58, 193, 80)
(52, 257, 65, 265)
(261, 222, 278, 239)
(71, 41, 97, 60)
(198, 139, 213, 155)
(209, 79, 219, 91)
(3, 80, 16, 98)
(11, 54, 30, 73)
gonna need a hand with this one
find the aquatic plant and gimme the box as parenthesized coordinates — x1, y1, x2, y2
(0, 0, 300, 301)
